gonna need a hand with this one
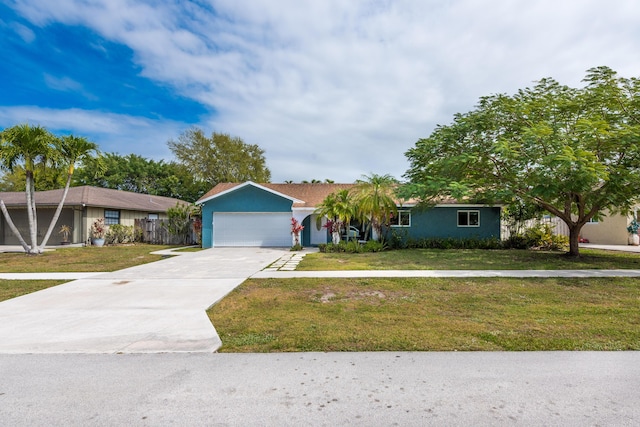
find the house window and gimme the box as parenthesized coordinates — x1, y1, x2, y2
(104, 210, 120, 225)
(389, 210, 411, 227)
(457, 210, 479, 227)
(586, 218, 598, 224)
(148, 213, 159, 220)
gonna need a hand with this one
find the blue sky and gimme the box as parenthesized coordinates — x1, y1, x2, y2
(1, 0, 640, 182)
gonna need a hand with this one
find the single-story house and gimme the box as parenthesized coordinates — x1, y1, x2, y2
(0, 186, 188, 245)
(579, 208, 640, 245)
(196, 182, 501, 248)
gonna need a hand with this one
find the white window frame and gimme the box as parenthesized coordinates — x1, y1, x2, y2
(148, 213, 159, 220)
(457, 210, 480, 227)
(389, 210, 411, 227)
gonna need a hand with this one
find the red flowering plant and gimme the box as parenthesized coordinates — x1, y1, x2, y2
(322, 219, 342, 244)
(291, 217, 304, 247)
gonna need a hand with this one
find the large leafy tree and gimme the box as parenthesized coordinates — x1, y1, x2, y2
(0, 124, 98, 253)
(0, 164, 67, 191)
(402, 67, 640, 256)
(168, 127, 271, 187)
(353, 173, 398, 240)
(73, 153, 209, 202)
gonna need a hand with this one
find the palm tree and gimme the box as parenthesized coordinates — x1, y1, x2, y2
(0, 124, 55, 253)
(38, 135, 100, 250)
(352, 173, 398, 241)
(334, 189, 357, 238)
(0, 125, 99, 253)
(314, 192, 342, 243)
(314, 189, 357, 244)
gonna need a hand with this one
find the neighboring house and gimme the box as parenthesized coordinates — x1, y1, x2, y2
(196, 182, 502, 248)
(0, 186, 188, 245)
(579, 209, 639, 245)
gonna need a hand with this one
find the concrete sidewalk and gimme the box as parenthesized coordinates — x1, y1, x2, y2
(0, 247, 289, 354)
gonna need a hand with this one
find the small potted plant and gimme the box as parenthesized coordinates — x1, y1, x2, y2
(58, 224, 72, 245)
(627, 217, 639, 246)
(91, 218, 106, 247)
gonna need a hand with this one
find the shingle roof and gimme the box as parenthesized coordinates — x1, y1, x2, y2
(197, 182, 357, 208)
(0, 186, 188, 212)
(197, 182, 477, 208)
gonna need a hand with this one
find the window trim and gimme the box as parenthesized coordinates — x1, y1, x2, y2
(389, 210, 411, 227)
(148, 213, 159, 220)
(457, 210, 480, 227)
(104, 209, 121, 225)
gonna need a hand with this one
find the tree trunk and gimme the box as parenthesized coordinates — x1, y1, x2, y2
(24, 172, 38, 254)
(38, 174, 72, 252)
(567, 224, 582, 257)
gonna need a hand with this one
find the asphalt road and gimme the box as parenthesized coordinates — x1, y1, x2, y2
(1, 352, 638, 426)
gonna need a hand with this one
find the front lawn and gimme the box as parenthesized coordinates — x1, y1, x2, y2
(298, 248, 640, 270)
(0, 244, 174, 273)
(208, 277, 640, 352)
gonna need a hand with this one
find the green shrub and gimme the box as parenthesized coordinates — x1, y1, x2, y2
(105, 224, 135, 245)
(504, 223, 568, 251)
(318, 240, 386, 253)
(387, 228, 409, 249)
(523, 223, 568, 251)
(363, 240, 386, 252)
(290, 244, 303, 251)
(404, 237, 502, 250)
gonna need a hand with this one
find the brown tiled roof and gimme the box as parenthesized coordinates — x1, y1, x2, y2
(0, 186, 188, 212)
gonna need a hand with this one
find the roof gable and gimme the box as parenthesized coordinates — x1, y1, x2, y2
(196, 182, 303, 205)
(197, 182, 356, 208)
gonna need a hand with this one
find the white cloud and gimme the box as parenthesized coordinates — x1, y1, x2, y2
(6, 0, 640, 182)
(8, 22, 36, 43)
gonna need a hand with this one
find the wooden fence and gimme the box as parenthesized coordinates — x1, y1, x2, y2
(134, 219, 199, 245)
(501, 216, 569, 240)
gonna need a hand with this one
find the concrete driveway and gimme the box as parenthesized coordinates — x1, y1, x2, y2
(0, 247, 289, 354)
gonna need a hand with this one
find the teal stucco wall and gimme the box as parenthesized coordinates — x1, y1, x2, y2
(383, 206, 501, 241)
(200, 185, 293, 248)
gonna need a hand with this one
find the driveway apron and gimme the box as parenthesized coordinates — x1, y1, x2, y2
(0, 248, 288, 354)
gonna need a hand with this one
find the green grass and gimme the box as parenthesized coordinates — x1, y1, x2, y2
(0, 280, 66, 302)
(298, 248, 640, 270)
(0, 244, 174, 273)
(208, 277, 640, 352)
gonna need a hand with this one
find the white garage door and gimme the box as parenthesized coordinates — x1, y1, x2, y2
(213, 213, 292, 247)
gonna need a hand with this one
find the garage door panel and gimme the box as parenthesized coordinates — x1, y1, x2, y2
(214, 213, 291, 247)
